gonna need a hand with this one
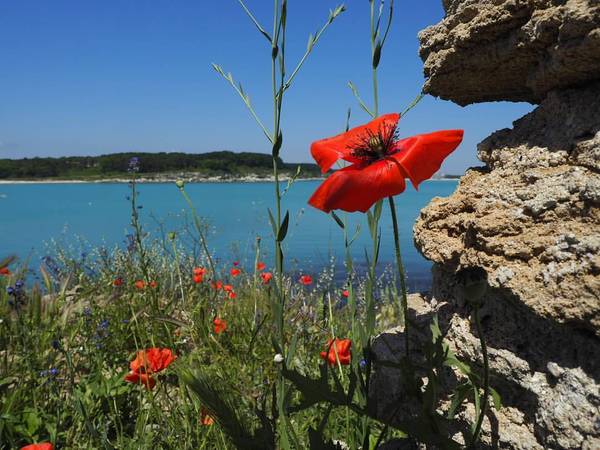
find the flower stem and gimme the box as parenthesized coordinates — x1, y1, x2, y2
(387, 196, 409, 357)
(471, 306, 490, 448)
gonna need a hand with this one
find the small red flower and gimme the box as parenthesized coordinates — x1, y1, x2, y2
(342, 290, 349, 298)
(233, 261, 240, 267)
(230, 268, 241, 277)
(308, 113, 463, 212)
(223, 284, 234, 292)
(193, 274, 203, 284)
(125, 347, 176, 390)
(320, 338, 352, 366)
(20, 444, 54, 450)
(113, 277, 123, 287)
(0, 267, 10, 276)
(228, 291, 237, 299)
(149, 281, 158, 289)
(134, 280, 145, 290)
(124, 371, 156, 390)
(212, 280, 223, 290)
(129, 347, 176, 374)
(213, 317, 227, 334)
(256, 262, 266, 271)
(200, 407, 214, 425)
(299, 275, 313, 286)
(193, 267, 207, 276)
(261, 272, 273, 285)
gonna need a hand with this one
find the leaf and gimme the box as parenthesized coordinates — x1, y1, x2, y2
(372, 39, 382, 68)
(447, 383, 471, 420)
(490, 387, 503, 411)
(272, 130, 283, 157)
(267, 208, 277, 237)
(277, 211, 290, 242)
(330, 211, 345, 229)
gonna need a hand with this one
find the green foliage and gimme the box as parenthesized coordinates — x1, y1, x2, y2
(0, 151, 322, 180)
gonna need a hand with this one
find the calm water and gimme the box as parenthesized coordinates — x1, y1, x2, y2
(0, 180, 457, 291)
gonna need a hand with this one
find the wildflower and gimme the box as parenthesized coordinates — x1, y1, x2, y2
(113, 277, 123, 287)
(20, 443, 54, 450)
(193, 274, 203, 284)
(124, 347, 176, 390)
(193, 267, 207, 276)
(51, 339, 61, 351)
(228, 291, 237, 299)
(261, 272, 273, 285)
(308, 113, 463, 212)
(342, 290, 349, 298)
(213, 317, 227, 334)
(200, 407, 214, 425)
(256, 262, 266, 271)
(134, 280, 145, 290)
(320, 338, 352, 366)
(273, 353, 284, 364)
(128, 156, 140, 173)
(230, 268, 241, 277)
(299, 275, 313, 286)
(212, 280, 223, 290)
(233, 261, 240, 267)
(149, 280, 158, 289)
(223, 284, 234, 293)
(0, 267, 10, 276)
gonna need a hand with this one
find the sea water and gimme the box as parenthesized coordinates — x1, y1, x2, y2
(0, 180, 457, 291)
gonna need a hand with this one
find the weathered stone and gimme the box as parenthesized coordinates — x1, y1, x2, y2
(419, 0, 600, 105)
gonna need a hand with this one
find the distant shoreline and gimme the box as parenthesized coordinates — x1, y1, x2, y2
(0, 176, 459, 185)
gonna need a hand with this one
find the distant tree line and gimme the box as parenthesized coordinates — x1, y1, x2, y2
(0, 151, 323, 179)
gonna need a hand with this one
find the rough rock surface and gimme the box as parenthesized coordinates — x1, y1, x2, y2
(372, 1, 600, 449)
(419, 0, 600, 105)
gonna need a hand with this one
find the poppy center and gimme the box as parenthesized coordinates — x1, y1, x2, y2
(349, 125, 398, 164)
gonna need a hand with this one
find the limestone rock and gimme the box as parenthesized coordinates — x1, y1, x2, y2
(419, 0, 600, 105)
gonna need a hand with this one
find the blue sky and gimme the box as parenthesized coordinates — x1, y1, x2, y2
(0, 0, 533, 173)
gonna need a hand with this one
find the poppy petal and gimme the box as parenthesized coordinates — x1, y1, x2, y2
(393, 130, 463, 189)
(311, 113, 400, 173)
(308, 158, 407, 213)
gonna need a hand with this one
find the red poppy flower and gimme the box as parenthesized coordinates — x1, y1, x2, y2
(134, 280, 145, 290)
(193, 267, 207, 276)
(0, 267, 10, 276)
(213, 317, 227, 334)
(193, 274, 203, 284)
(212, 280, 223, 290)
(299, 275, 313, 286)
(261, 272, 273, 285)
(230, 268, 241, 277)
(342, 290, 349, 298)
(228, 291, 237, 299)
(223, 284, 233, 292)
(124, 371, 156, 390)
(200, 407, 215, 425)
(320, 338, 352, 366)
(233, 261, 240, 266)
(20, 444, 54, 450)
(308, 113, 463, 213)
(149, 281, 158, 289)
(113, 277, 123, 287)
(129, 348, 176, 374)
(256, 262, 266, 271)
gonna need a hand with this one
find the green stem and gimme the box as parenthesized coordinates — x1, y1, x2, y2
(387, 196, 409, 357)
(471, 307, 490, 447)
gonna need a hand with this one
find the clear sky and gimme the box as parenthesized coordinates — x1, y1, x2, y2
(0, 0, 533, 173)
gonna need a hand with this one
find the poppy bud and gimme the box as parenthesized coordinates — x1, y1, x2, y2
(167, 232, 176, 241)
(372, 40, 382, 69)
(175, 180, 185, 189)
(455, 267, 488, 307)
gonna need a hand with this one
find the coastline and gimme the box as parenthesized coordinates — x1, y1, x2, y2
(0, 176, 460, 185)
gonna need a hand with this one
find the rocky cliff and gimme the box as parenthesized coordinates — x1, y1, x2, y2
(374, 1, 599, 449)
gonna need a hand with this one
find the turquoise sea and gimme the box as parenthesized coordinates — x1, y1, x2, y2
(0, 180, 457, 291)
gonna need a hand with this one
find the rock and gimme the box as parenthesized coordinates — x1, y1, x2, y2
(419, 0, 600, 105)
(384, 0, 600, 447)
